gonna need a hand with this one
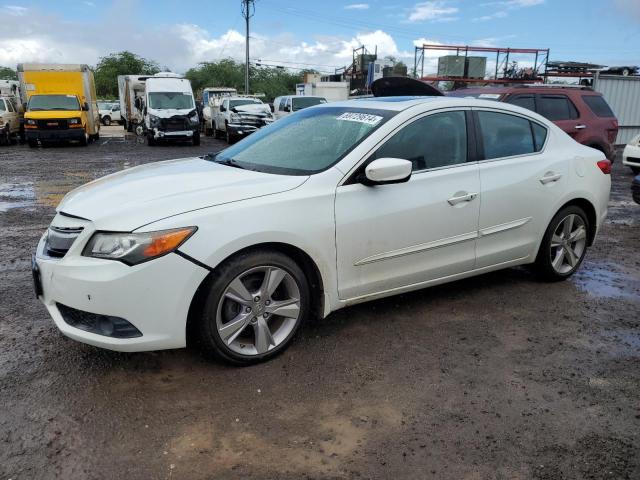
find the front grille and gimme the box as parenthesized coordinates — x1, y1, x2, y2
(238, 113, 268, 126)
(57, 303, 142, 338)
(37, 119, 69, 130)
(45, 226, 83, 258)
(160, 116, 189, 132)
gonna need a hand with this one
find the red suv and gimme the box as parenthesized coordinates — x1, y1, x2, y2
(449, 86, 618, 161)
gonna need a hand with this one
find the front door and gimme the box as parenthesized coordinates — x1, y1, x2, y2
(335, 110, 480, 300)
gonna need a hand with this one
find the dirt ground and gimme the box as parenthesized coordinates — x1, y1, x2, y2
(1, 126, 639, 480)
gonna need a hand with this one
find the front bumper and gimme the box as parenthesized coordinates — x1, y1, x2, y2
(151, 127, 197, 140)
(622, 144, 640, 167)
(25, 129, 85, 141)
(34, 226, 208, 352)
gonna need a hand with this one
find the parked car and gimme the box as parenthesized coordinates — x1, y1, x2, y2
(33, 97, 611, 364)
(600, 66, 638, 76)
(0, 96, 21, 144)
(272, 95, 327, 120)
(632, 175, 640, 204)
(622, 134, 640, 174)
(449, 85, 618, 161)
(98, 102, 122, 126)
(213, 96, 273, 143)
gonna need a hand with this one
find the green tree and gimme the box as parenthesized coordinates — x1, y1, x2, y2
(186, 59, 302, 102)
(0, 66, 17, 80)
(93, 51, 160, 98)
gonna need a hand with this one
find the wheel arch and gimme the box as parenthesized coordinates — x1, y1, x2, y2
(185, 242, 326, 345)
(555, 197, 598, 246)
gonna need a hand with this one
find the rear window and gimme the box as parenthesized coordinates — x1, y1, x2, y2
(582, 95, 615, 118)
(538, 95, 579, 121)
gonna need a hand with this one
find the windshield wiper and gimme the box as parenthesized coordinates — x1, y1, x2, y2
(212, 156, 249, 170)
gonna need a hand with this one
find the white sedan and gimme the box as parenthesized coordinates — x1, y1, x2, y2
(622, 134, 640, 174)
(33, 97, 611, 364)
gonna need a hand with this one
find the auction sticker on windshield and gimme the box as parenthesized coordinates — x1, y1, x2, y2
(336, 112, 383, 125)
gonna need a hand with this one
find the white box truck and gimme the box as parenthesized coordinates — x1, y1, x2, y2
(117, 75, 145, 132)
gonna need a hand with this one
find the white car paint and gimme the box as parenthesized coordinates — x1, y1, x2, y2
(622, 134, 640, 171)
(34, 97, 611, 352)
(144, 74, 198, 140)
(98, 103, 121, 124)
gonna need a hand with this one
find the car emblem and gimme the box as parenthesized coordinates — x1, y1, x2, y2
(47, 122, 58, 126)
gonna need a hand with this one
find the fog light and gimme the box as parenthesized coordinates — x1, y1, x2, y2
(57, 303, 142, 338)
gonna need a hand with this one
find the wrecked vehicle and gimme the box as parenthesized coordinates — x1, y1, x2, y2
(212, 96, 273, 143)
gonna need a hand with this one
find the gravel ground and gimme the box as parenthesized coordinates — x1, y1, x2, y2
(1, 126, 639, 480)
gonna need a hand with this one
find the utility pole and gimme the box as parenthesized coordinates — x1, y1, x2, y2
(241, 0, 255, 94)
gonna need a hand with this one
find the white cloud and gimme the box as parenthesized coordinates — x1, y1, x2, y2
(344, 3, 370, 9)
(407, 1, 459, 22)
(473, 11, 508, 21)
(4, 5, 28, 16)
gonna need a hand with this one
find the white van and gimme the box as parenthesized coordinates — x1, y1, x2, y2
(141, 73, 200, 146)
(272, 95, 327, 120)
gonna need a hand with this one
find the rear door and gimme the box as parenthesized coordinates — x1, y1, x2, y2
(536, 94, 583, 140)
(474, 108, 568, 268)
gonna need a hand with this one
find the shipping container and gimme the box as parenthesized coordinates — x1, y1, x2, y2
(592, 74, 640, 145)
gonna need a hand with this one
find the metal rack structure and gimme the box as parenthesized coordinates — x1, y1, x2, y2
(413, 44, 550, 85)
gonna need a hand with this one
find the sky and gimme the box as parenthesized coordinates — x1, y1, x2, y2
(0, 0, 638, 76)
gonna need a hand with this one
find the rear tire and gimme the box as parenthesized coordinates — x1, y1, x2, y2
(534, 206, 589, 282)
(196, 250, 310, 365)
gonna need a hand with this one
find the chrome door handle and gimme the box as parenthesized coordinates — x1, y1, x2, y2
(539, 172, 562, 184)
(574, 124, 587, 130)
(447, 192, 478, 206)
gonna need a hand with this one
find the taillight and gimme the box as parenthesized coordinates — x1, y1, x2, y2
(597, 159, 611, 174)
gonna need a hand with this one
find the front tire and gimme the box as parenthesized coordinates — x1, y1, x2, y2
(196, 250, 310, 365)
(630, 166, 640, 175)
(102, 116, 111, 126)
(28, 139, 38, 148)
(534, 206, 589, 281)
(147, 134, 156, 146)
(192, 131, 200, 146)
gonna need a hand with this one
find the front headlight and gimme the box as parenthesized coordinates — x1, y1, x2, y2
(149, 115, 161, 127)
(82, 227, 197, 266)
(230, 113, 240, 122)
(26, 119, 36, 125)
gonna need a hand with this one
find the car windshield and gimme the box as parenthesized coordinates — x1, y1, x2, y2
(230, 99, 262, 108)
(292, 97, 327, 111)
(148, 92, 194, 110)
(98, 102, 112, 110)
(28, 95, 80, 111)
(211, 106, 395, 175)
(0, 101, 5, 112)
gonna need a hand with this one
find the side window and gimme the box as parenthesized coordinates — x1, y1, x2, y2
(279, 98, 286, 111)
(538, 95, 579, 121)
(477, 111, 535, 159)
(373, 111, 467, 171)
(506, 94, 535, 112)
(582, 95, 615, 118)
(6, 100, 14, 112)
(222, 99, 228, 110)
(531, 122, 547, 151)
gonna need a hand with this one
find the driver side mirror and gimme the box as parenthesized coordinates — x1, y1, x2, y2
(82, 102, 89, 111)
(359, 158, 412, 186)
(220, 105, 226, 112)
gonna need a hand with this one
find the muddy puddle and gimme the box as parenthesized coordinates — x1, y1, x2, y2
(573, 261, 640, 301)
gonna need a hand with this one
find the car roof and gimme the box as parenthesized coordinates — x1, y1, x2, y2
(321, 96, 536, 112)
(449, 85, 601, 96)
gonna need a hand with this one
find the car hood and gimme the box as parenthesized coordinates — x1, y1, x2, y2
(233, 104, 270, 115)
(58, 157, 308, 231)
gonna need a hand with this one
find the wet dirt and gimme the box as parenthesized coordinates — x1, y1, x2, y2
(0, 130, 639, 479)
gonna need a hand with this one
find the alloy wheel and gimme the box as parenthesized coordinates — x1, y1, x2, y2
(215, 266, 301, 356)
(549, 213, 587, 274)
